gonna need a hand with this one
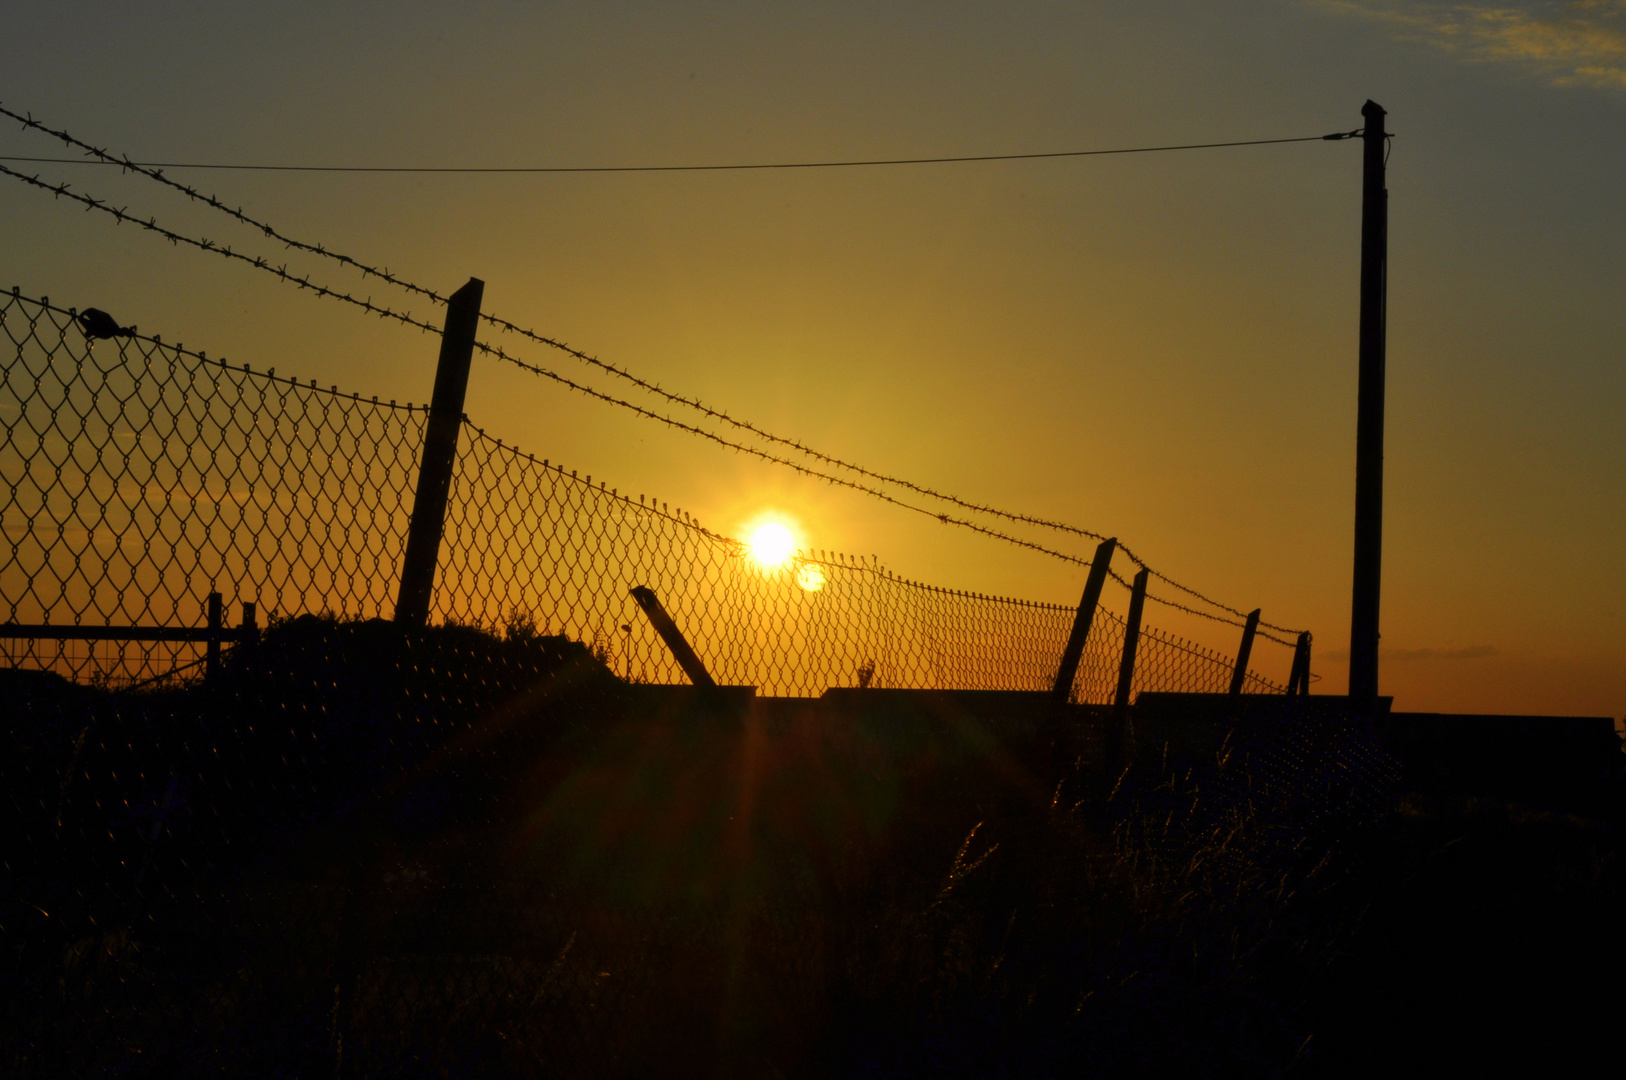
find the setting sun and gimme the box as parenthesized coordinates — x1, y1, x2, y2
(748, 521, 796, 567)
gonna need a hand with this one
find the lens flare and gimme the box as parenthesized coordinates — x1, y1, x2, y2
(796, 563, 826, 592)
(748, 521, 795, 567)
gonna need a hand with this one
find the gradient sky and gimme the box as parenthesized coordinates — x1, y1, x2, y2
(2, 1, 1622, 715)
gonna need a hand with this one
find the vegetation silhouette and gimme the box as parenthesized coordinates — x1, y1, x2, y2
(1, 618, 1620, 1076)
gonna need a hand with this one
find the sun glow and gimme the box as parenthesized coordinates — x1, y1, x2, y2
(748, 521, 796, 567)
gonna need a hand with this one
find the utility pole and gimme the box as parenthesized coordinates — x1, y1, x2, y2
(1348, 101, 1387, 704)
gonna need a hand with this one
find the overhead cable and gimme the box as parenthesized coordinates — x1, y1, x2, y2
(0, 132, 1360, 174)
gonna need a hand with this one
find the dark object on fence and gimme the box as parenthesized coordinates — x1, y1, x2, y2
(1349, 100, 1388, 706)
(205, 591, 223, 680)
(629, 585, 716, 687)
(1227, 608, 1261, 695)
(395, 276, 484, 627)
(1051, 538, 1116, 705)
(1286, 631, 1312, 695)
(76, 307, 134, 339)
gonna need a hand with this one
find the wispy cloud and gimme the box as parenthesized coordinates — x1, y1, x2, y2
(1323, 643, 1498, 661)
(1317, 1, 1626, 89)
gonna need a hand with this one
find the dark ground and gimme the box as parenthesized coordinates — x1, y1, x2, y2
(3, 618, 1621, 1077)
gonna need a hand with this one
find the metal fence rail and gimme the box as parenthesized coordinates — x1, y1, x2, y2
(2, 289, 1283, 695)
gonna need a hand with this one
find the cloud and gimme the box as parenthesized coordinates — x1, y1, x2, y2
(1322, 643, 1499, 661)
(1315, 1, 1626, 89)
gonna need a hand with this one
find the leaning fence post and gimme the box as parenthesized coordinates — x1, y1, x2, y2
(1107, 565, 1149, 779)
(205, 590, 222, 681)
(1227, 608, 1261, 695)
(394, 277, 484, 627)
(1286, 630, 1312, 695)
(630, 586, 716, 687)
(1112, 567, 1149, 712)
(1051, 538, 1116, 705)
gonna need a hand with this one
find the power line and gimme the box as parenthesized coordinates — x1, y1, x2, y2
(0, 133, 1358, 175)
(2, 104, 1322, 637)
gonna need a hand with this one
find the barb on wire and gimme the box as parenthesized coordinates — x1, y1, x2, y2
(0, 162, 443, 336)
(1, 103, 452, 310)
(1, 104, 1306, 634)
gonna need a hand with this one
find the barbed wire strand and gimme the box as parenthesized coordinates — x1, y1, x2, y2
(8, 289, 1293, 648)
(0, 106, 1310, 635)
(0, 160, 1291, 639)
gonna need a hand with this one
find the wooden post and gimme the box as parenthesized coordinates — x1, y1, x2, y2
(1286, 631, 1312, 695)
(1227, 608, 1261, 695)
(395, 277, 484, 627)
(205, 591, 222, 680)
(241, 602, 258, 647)
(1112, 567, 1149, 711)
(1349, 100, 1388, 705)
(1051, 538, 1116, 705)
(630, 586, 716, 687)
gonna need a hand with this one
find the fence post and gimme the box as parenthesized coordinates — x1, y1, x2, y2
(1286, 631, 1312, 695)
(1106, 565, 1149, 779)
(1227, 608, 1261, 695)
(1112, 566, 1149, 712)
(1051, 538, 1116, 705)
(394, 277, 484, 627)
(205, 590, 222, 681)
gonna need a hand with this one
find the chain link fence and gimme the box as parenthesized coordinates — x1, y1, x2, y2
(0, 286, 1320, 1077)
(2, 289, 1282, 697)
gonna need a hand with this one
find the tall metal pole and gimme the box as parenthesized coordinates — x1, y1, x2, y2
(1349, 101, 1387, 704)
(395, 277, 484, 627)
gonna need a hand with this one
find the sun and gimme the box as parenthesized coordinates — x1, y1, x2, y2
(748, 521, 796, 568)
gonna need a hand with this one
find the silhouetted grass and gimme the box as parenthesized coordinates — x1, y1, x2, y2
(2, 619, 1619, 1077)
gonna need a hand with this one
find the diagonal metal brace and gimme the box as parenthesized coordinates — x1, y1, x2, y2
(629, 586, 716, 687)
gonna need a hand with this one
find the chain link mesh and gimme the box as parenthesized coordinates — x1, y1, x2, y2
(3, 288, 1285, 695)
(1, 290, 424, 684)
(1, 286, 1309, 1076)
(433, 428, 1284, 697)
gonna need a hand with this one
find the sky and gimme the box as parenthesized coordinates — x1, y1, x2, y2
(1, 1, 1622, 716)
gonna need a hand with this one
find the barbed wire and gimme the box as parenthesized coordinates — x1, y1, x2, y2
(3, 289, 1295, 694)
(479, 321, 1298, 632)
(0, 162, 445, 335)
(1, 104, 1305, 635)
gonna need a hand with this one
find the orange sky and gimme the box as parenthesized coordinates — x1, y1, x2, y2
(2, 2, 1622, 716)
